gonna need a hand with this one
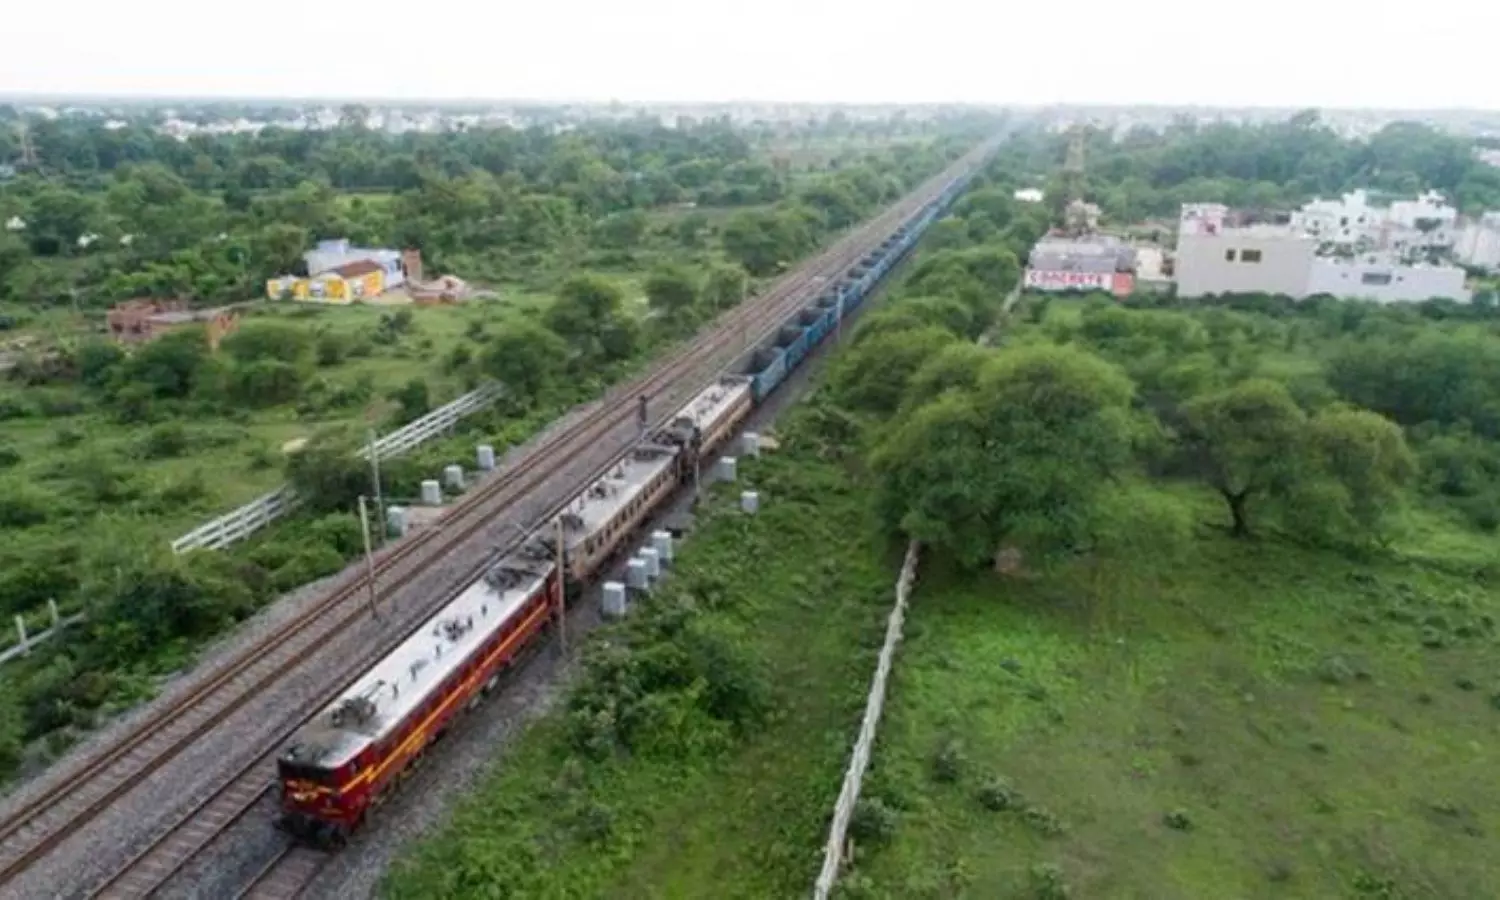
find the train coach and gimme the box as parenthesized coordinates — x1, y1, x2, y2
(552, 375, 753, 586)
(276, 163, 980, 847)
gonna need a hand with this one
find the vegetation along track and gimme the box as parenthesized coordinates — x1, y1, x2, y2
(0, 144, 989, 894)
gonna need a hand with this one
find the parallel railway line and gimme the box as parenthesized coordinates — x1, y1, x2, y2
(0, 142, 993, 900)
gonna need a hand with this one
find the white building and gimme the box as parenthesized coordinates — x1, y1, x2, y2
(303, 239, 407, 289)
(1290, 189, 1458, 257)
(1176, 204, 1316, 298)
(1456, 213, 1500, 271)
(1292, 190, 1383, 247)
(1306, 256, 1470, 304)
(1175, 204, 1470, 303)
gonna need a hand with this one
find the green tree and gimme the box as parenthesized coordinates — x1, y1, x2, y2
(829, 325, 959, 416)
(482, 318, 569, 402)
(594, 209, 648, 250)
(284, 435, 383, 515)
(387, 378, 431, 425)
(703, 263, 749, 310)
(721, 208, 815, 277)
(221, 322, 311, 365)
(76, 340, 125, 389)
(1180, 379, 1309, 536)
(546, 276, 636, 363)
(123, 328, 209, 399)
(644, 265, 699, 324)
(228, 360, 305, 407)
(871, 345, 1137, 566)
(1304, 406, 1416, 541)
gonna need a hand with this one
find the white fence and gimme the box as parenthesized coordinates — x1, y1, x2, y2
(170, 383, 506, 554)
(0, 602, 87, 666)
(814, 540, 921, 899)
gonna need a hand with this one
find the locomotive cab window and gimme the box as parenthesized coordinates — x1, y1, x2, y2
(280, 760, 336, 785)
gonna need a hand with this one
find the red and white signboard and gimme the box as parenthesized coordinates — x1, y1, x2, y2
(1024, 269, 1134, 297)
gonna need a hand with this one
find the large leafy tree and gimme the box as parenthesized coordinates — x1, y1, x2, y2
(1302, 406, 1416, 541)
(871, 344, 1137, 567)
(481, 318, 569, 403)
(1180, 379, 1309, 536)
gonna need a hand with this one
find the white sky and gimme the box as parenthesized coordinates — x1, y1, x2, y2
(2, 0, 1497, 109)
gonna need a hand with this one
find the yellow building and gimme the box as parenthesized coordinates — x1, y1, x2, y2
(266, 261, 385, 305)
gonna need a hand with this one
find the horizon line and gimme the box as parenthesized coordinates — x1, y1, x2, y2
(2, 92, 1498, 115)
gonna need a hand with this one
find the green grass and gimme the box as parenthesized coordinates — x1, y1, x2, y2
(383, 420, 905, 899)
(853, 485, 1500, 900)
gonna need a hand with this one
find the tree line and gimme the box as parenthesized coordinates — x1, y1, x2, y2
(0, 114, 982, 313)
(990, 111, 1500, 227)
(817, 161, 1500, 574)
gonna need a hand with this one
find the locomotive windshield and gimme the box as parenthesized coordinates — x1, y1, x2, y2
(278, 758, 336, 785)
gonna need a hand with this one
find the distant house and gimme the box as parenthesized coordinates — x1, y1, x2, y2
(304, 239, 407, 289)
(106, 300, 240, 349)
(268, 241, 420, 303)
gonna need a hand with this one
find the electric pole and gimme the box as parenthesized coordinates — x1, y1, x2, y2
(358, 496, 381, 620)
(367, 429, 385, 545)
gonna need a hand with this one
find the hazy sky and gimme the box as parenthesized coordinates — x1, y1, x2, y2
(3, 0, 1497, 109)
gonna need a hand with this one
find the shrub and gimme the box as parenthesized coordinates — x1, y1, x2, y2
(0, 444, 21, 469)
(268, 544, 346, 593)
(1315, 654, 1354, 684)
(1031, 863, 1071, 900)
(1458, 493, 1500, 533)
(1022, 805, 1067, 837)
(139, 423, 191, 459)
(314, 332, 348, 367)
(446, 344, 474, 372)
(1163, 809, 1193, 831)
(222, 323, 311, 365)
(0, 396, 30, 421)
(977, 776, 1020, 812)
(931, 737, 965, 783)
(37, 394, 85, 417)
(53, 426, 84, 449)
(229, 360, 305, 407)
(0, 486, 50, 528)
(0, 690, 23, 780)
(849, 796, 898, 847)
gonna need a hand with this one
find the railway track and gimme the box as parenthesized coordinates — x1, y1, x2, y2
(0, 143, 993, 899)
(232, 846, 329, 900)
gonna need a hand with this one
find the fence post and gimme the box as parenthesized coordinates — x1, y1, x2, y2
(47, 598, 60, 629)
(14, 615, 29, 657)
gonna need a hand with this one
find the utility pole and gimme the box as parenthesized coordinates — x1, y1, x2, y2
(367, 429, 385, 545)
(358, 496, 381, 621)
(637, 394, 649, 436)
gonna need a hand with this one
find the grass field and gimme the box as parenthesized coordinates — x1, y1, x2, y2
(852, 486, 1500, 900)
(0, 299, 502, 530)
(383, 415, 906, 899)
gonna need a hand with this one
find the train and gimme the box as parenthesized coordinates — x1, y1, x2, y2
(274, 166, 979, 847)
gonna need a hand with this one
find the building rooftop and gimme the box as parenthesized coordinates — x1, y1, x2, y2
(332, 259, 385, 278)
